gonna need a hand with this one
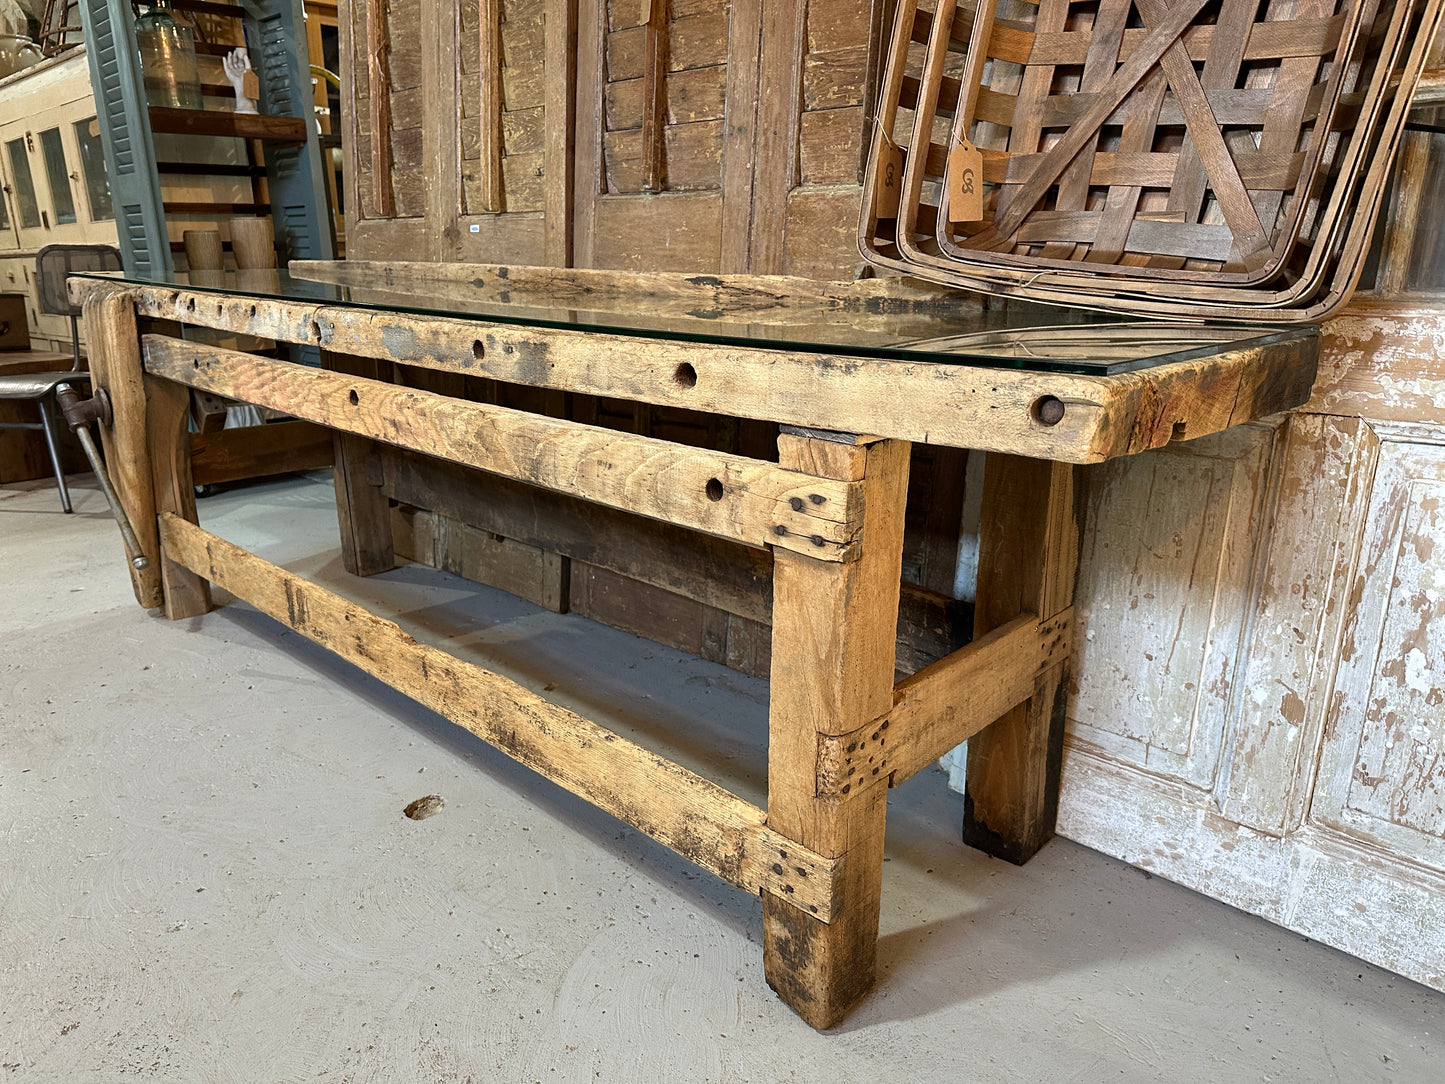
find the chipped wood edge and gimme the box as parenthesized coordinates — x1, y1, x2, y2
(158, 512, 844, 921)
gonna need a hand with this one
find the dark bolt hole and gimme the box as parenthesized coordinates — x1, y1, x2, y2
(674, 363, 698, 388)
(1032, 395, 1066, 426)
(705, 478, 724, 502)
(348, 389, 360, 406)
(473, 340, 485, 361)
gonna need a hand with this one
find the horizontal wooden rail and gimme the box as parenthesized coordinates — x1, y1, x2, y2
(163, 201, 272, 216)
(141, 336, 862, 559)
(816, 610, 1073, 800)
(158, 514, 842, 919)
(148, 107, 308, 144)
(190, 419, 334, 486)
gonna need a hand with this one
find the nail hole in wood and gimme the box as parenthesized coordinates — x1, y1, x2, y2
(1032, 395, 1065, 426)
(674, 363, 697, 388)
(1172, 421, 1188, 441)
(249, 305, 257, 318)
(472, 339, 485, 361)
(348, 389, 359, 406)
(705, 478, 724, 501)
(186, 298, 195, 312)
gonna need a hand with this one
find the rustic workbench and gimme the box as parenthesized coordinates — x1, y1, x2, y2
(71, 263, 1318, 1028)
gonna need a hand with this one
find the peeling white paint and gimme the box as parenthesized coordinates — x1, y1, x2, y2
(1404, 648, 1433, 696)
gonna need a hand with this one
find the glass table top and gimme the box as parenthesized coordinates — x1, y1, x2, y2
(76, 266, 1318, 376)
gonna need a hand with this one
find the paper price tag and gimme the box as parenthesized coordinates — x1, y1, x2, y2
(947, 138, 985, 224)
(874, 129, 905, 219)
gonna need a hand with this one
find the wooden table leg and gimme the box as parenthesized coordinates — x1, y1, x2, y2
(962, 455, 1078, 864)
(82, 290, 163, 609)
(146, 375, 212, 620)
(322, 352, 394, 577)
(763, 432, 910, 1029)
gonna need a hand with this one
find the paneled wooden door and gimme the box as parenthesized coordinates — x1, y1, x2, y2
(1055, 413, 1445, 993)
(344, 0, 575, 264)
(571, 0, 884, 276)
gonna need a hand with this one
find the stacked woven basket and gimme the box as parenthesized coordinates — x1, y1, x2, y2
(859, 0, 1445, 321)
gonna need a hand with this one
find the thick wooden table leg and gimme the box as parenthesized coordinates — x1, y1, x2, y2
(323, 352, 394, 576)
(763, 432, 910, 1029)
(146, 376, 211, 620)
(82, 290, 163, 609)
(963, 455, 1078, 864)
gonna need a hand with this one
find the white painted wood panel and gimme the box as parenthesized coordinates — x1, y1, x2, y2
(1068, 423, 1277, 792)
(1313, 436, 1445, 868)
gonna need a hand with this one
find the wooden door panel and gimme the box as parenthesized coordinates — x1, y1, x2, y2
(575, 0, 736, 270)
(459, 0, 547, 215)
(1215, 415, 1378, 835)
(758, 0, 879, 278)
(350, 0, 426, 220)
(1313, 437, 1445, 868)
(1068, 424, 1277, 791)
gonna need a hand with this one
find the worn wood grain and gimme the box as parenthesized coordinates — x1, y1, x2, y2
(1310, 303, 1445, 424)
(189, 420, 334, 486)
(325, 353, 396, 577)
(962, 455, 1076, 864)
(393, 504, 569, 613)
(131, 280, 1319, 464)
(764, 435, 910, 1029)
(146, 379, 211, 620)
(156, 512, 842, 919)
(81, 289, 163, 609)
(1069, 423, 1277, 791)
(140, 336, 863, 559)
(818, 610, 1073, 800)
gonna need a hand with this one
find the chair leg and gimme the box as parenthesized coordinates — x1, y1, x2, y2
(37, 395, 73, 514)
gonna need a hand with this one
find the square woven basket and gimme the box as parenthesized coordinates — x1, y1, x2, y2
(860, 0, 1445, 321)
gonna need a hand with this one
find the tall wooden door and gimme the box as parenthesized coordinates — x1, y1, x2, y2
(570, 0, 882, 275)
(343, 0, 574, 264)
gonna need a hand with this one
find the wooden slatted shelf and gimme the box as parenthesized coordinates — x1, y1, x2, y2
(148, 107, 308, 144)
(162, 201, 272, 215)
(156, 161, 268, 178)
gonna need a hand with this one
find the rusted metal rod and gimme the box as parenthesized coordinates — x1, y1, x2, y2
(54, 383, 149, 570)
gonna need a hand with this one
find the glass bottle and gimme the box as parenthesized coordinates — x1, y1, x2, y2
(135, 1, 203, 110)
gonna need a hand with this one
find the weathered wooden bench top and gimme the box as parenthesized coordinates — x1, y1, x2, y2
(73, 261, 1317, 463)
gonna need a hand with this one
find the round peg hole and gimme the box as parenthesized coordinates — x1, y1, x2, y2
(348, 389, 360, 406)
(1032, 395, 1066, 426)
(674, 363, 698, 388)
(705, 478, 724, 501)
(472, 339, 485, 361)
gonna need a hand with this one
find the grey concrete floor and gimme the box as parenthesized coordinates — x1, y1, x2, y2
(3, 471, 1444, 1083)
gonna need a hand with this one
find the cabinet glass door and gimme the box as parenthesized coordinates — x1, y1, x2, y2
(73, 117, 114, 223)
(38, 127, 78, 228)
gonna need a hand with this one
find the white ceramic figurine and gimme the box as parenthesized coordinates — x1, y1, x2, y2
(223, 47, 258, 114)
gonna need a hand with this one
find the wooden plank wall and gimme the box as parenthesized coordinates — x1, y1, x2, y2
(342, 0, 885, 276)
(337, 0, 957, 673)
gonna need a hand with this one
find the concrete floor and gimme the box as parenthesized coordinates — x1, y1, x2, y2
(3, 471, 1444, 1083)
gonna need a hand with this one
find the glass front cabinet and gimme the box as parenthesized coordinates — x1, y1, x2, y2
(0, 54, 119, 352)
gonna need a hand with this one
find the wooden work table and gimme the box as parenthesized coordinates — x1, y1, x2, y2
(70, 262, 1318, 1028)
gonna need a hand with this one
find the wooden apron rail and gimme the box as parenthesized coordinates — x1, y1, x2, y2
(140, 335, 865, 560)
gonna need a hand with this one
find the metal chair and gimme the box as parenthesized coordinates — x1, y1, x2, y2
(0, 244, 122, 512)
